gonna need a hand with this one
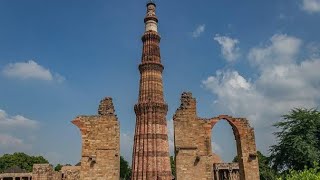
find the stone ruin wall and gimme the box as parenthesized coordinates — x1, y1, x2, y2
(31, 164, 80, 180)
(72, 97, 120, 180)
(32, 164, 56, 180)
(60, 166, 80, 180)
(0, 164, 80, 180)
(173, 92, 260, 180)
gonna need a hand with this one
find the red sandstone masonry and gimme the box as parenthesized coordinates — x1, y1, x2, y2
(131, 1, 172, 180)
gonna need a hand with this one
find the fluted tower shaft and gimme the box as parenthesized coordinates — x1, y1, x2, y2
(131, 2, 172, 180)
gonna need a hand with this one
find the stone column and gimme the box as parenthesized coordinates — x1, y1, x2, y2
(214, 170, 219, 180)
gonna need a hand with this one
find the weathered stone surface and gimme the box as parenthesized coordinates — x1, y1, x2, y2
(212, 153, 222, 164)
(72, 97, 120, 180)
(173, 92, 260, 180)
(131, 1, 172, 180)
(0, 172, 32, 180)
(0, 164, 80, 180)
(60, 166, 80, 180)
(98, 97, 115, 116)
(213, 163, 240, 180)
(32, 164, 55, 180)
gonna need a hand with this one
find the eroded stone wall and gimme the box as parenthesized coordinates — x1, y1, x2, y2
(0, 164, 80, 180)
(72, 97, 120, 180)
(32, 164, 54, 180)
(173, 92, 212, 180)
(60, 166, 80, 180)
(0, 173, 32, 180)
(173, 92, 259, 180)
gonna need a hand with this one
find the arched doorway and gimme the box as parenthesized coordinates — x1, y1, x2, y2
(173, 92, 259, 180)
(211, 119, 239, 180)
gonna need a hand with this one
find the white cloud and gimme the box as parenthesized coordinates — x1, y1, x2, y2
(0, 109, 39, 129)
(214, 34, 241, 62)
(302, 0, 320, 13)
(192, 24, 206, 38)
(0, 110, 38, 154)
(0, 134, 23, 147)
(0, 134, 32, 152)
(2, 60, 65, 82)
(203, 34, 320, 155)
(248, 34, 302, 68)
(307, 42, 320, 57)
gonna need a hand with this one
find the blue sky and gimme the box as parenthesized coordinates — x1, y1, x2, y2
(0, 0, 320, 165)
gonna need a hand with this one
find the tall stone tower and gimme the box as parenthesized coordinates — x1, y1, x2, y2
(131, 1, 172, 180)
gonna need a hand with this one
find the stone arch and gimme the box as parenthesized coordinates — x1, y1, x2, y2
(210, 115, 241, 140)
(173, 92, 259, 180)
(210, 115, 259, 180)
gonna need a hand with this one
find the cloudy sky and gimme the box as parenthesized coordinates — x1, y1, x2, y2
(0, 0, 320, 165)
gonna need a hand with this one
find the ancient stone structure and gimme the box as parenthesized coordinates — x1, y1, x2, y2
(60, 166, 80, 180)
(0, 2, 261, 180)
(0, 164, 81, 180)
(0, 166, 32, 180)
(131, 1, 172, 180)
(32, 164, 56, 180)
(72, 97, 120, 180)
(0, 173, 32, 180)
(173, 92, 259, 180)
(213, 163, 240, 180)
(211, 154, 240, 180)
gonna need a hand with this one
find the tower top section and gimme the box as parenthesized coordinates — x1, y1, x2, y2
(146, 0, 156, 7)
(144, 0, 158, 32)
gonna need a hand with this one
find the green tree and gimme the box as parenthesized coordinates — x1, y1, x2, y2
(0, 152, 48, 172)
(278, 164, 320, 180)
(257, 151, 278, 180)
(270, 108, 320, 172)
(232, 156, 238, 163)
(54, 164, 63, 171)
(170, 156, 175, 178)
(120, 156, 131, 180)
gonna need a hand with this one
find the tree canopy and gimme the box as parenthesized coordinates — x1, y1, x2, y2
(54, 164, 63, 171)
(120, 156, 131, 180)
(257, 151, 278, 180)
(278, 163, 320, 180)
(0, 152, 48, 173)
(170, 156, 176, 178)
(270, 108, 320, 172)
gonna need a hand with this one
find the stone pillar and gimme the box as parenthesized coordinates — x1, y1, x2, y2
(72, 97, 120, 180)
(235, 122, 260, 180)
(214, 170, 219, 180)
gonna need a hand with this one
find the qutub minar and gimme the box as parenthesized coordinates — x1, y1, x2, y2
(131, 1, 172, 180)
(0, 1, 260, 180)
